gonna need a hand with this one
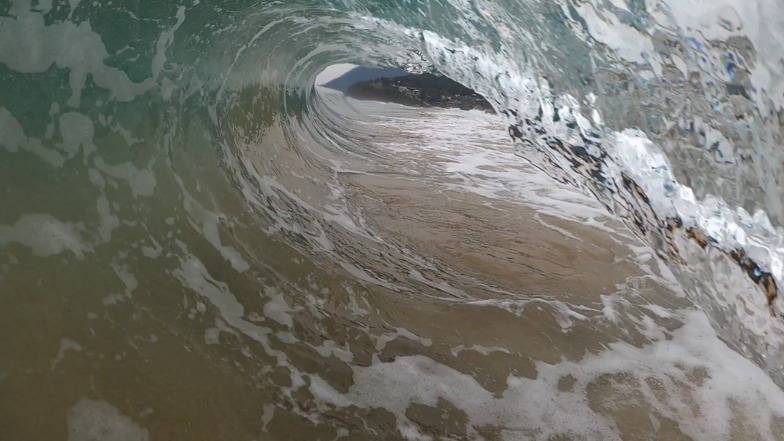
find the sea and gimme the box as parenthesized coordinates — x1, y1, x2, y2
(2, 0, 784, 440)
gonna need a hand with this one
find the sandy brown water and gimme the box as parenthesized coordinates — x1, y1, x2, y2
(0, 177, 661, 441)
(1, 103, 782, 441)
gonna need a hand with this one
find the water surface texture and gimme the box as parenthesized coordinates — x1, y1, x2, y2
(2, 1, 784, 440)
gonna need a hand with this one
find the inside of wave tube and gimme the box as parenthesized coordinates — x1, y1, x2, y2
(4, 0, 784, 439)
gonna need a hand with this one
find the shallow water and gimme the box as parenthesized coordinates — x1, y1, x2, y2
(3, 0, 784, 439)
(2, 95, 783, 440)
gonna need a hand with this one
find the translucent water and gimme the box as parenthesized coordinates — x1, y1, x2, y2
(2, 0, 784, 439)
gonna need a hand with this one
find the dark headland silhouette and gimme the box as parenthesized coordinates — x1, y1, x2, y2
(320, 66, 494, 113)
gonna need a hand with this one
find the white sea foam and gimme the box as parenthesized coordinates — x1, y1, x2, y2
(0, 214, 89, 257)
(94, 158, 157, 198)
(174, 174, 250, 273)
(0, 107, 65, 166)
(306, 308, 784, 440)
(295, 88, 784, 437)
(68, 399, 149, 441)
(0, 6, 153, 107)
(402, 12, 784, 348)
(50, 339, 83, 371)
(367, 106, 622, 236)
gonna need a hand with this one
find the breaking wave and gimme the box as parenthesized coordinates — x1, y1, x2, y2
(3, 0, 784, 439)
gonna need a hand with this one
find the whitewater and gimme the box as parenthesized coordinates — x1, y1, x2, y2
(2, 0, 784, 439)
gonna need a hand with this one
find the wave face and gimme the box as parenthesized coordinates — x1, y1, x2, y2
(3, 0, 784, 439)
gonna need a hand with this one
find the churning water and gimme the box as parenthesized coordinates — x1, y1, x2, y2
(3, 0, 784, 439)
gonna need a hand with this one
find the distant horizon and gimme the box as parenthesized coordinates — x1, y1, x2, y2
(316, 65, 409, 93)
(314, 63, 358, 86)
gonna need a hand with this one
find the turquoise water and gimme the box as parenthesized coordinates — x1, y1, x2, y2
(3, 0, 784, 439)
